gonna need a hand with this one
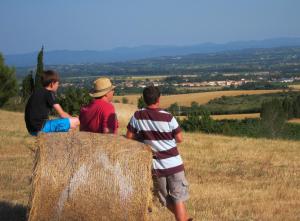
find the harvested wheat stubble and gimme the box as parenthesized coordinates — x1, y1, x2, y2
(28, 131, 153, 221)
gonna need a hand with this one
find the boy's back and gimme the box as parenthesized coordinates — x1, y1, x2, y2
(25, 87, 57, 133)
(127, 107, 184, 177)
(126, 86, 191, 221)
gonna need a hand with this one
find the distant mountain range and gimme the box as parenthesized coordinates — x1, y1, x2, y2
(5, 37, 300, 67)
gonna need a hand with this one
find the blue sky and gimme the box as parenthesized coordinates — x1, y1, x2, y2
(1, 0, 300, 54)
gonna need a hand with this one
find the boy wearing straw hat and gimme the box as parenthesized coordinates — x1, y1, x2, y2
(79, 77, 118, 134)
(126, 85, 191, 221)
(25, 70, 80, 135)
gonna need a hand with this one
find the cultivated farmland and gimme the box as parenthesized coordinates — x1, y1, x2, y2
(115, 89, 286, 108)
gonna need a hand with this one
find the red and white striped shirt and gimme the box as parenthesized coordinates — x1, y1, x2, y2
(127, 108, 184, 177)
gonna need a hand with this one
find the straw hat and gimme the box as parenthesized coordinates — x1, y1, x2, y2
(89, 77, 116, 98)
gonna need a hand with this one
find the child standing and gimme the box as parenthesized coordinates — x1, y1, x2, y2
(25, 70, 79, 135)
(126, 86, 191, 221)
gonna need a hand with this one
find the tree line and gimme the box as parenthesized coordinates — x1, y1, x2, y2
(175, 98, 300, 140)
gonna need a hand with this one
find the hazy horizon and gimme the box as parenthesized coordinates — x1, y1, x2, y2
(4, 36, 300, 56)
(1, 0, 300, 54)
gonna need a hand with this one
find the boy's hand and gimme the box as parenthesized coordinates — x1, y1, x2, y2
(69, 117, 80, 129)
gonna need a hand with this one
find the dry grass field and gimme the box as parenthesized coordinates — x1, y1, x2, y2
(289, 84, 300, 90)
(183, 113, 300, 122)
(288, 118, 300, 124)
(211, 113, 260, 120)
(115, 89, 286, 108)
(0, 107, 300, 221)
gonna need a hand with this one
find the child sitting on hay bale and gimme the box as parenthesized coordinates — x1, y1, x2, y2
(25, 70, 79, 136)
(126, 85, 192, 221)
(79, 77, 118, 134)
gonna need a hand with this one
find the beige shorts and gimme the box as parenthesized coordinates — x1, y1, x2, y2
(153, 171, 189, 207)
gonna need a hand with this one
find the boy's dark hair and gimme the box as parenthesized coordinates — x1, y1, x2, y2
(42, 70, 60, 87)
(143, 86, 161, 105)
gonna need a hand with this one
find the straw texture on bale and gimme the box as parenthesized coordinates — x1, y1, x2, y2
(28, 131, 153, 221)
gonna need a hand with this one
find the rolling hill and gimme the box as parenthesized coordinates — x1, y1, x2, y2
(5, 37, 300, 67)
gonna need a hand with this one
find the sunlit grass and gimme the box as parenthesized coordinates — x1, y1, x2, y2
(0, 108, 299, 220)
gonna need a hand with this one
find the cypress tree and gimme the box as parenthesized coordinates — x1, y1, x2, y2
(34, 46, 44, 89)
(21, 71, 34, 101)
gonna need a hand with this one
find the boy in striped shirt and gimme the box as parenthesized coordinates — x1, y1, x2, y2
(126, 86, 191, 221)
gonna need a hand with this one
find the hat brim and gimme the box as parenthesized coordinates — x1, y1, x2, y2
(89, 85, 116, 98)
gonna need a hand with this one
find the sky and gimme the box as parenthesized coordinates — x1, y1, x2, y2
(1, 0, 300, 54)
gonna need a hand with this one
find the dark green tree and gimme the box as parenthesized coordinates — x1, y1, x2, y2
(137, 96, 146, 109)
(282, 97, 294, 119)
(169, 102, 180, 116)
(21, 71, 34, 101)
(57, 87, 92, 115)
(260, 99, 287, 138)
(122, 97, 128, 104)
(293, 95, 300, 118)
(34, 46, 44, 89)
(180, 107, 218, 133)
(0, 53, 17, 107)
(190, 101, 200, 115)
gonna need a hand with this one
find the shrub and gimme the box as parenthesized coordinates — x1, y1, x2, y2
(122, 97, 128, 104)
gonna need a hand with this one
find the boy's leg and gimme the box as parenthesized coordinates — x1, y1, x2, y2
(172, 202, 188, 221)
(41, 118, 71, 133)
(153, 176, 170, 207)
(153, 173, 190, 221)
(167, 171, 190, 221)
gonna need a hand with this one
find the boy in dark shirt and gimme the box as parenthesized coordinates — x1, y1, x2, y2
(25, 70, 79, 135)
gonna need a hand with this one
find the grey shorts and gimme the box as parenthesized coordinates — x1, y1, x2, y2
(153, 171, 189, 207)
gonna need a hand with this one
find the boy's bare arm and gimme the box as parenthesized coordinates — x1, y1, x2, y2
(175, 131, 183, 143)
(53, 104, 72, 118)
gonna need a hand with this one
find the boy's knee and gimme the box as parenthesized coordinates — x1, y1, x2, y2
(69, 117, 80, 129)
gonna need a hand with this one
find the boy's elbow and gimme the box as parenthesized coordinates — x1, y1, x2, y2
(60, 112, 69, 118)
(176, 137, 183, 143)
(175, 133, 183, 143)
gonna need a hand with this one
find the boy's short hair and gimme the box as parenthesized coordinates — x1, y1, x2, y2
(143, 86, 161, 105)
(42, 70, 60, 87)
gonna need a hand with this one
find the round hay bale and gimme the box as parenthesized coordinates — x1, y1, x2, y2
(28, 131, 153, 221)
